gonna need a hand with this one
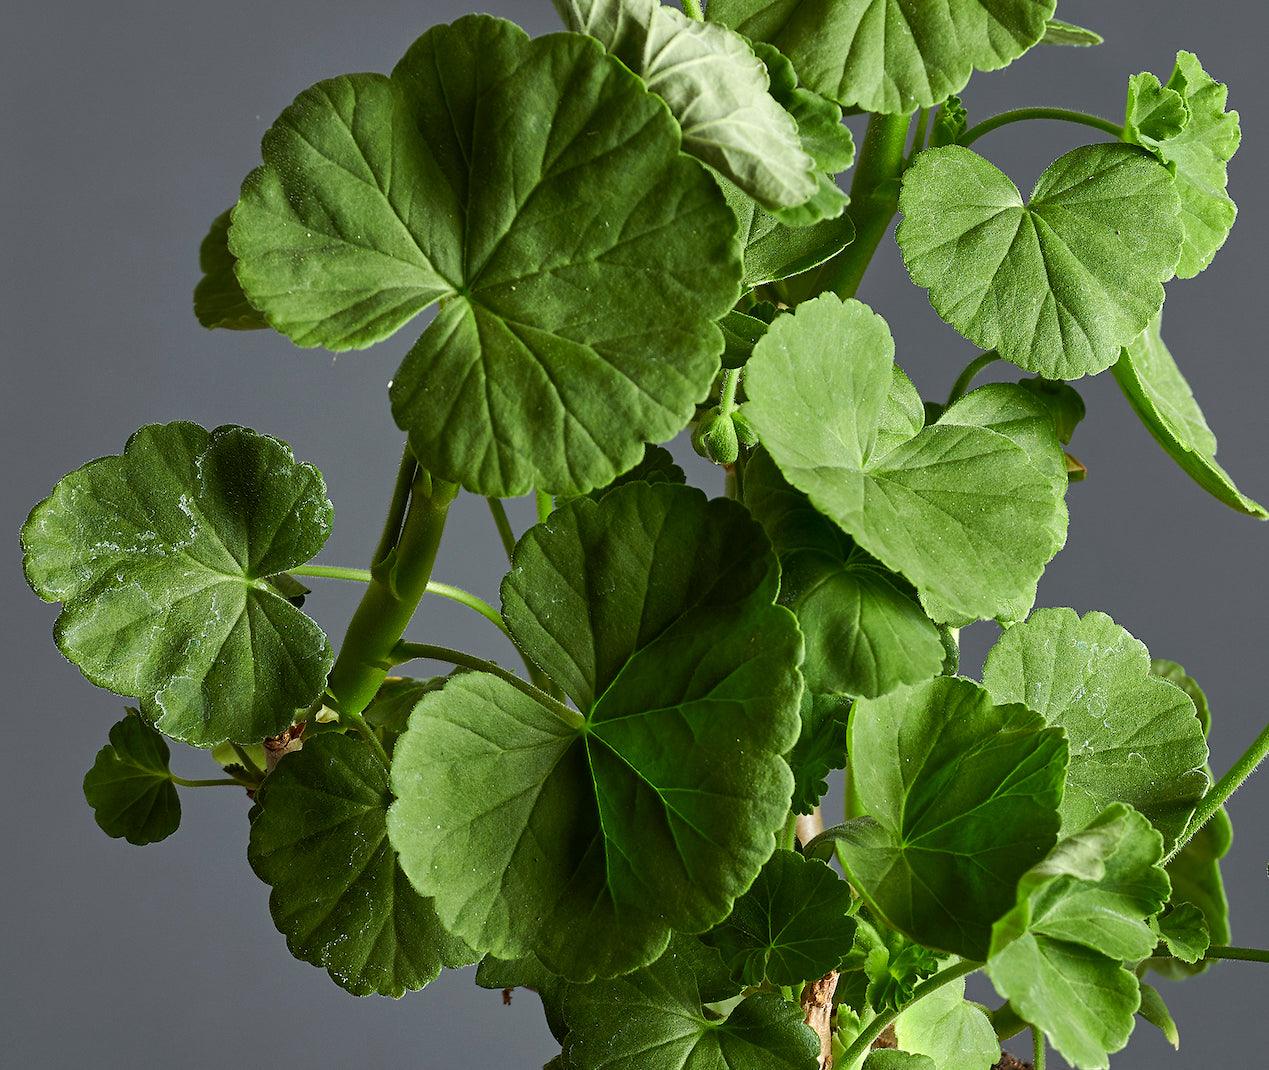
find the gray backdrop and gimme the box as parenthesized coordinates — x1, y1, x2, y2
(3, 2, 1265, 1066)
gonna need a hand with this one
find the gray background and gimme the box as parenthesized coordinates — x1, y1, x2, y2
(2, 1, 1265, 1066)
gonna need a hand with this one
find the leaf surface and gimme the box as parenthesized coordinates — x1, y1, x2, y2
(894, 975, 1000, 1070)
(83, 714, 181, 845)
(788, 690, 850, 814)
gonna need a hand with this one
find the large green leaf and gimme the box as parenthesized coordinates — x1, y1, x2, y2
(836, 676, 1067, 960)
(743, 294, 1068, 623)
(703, 850, 856, 986)
(561, 936, 820, 1069)
(248, 733, 474, 997)
(193, 209, 266, 330)
(82, 713, 181, 845)
(986, 805, 1167, 1069)
(388, 482, 803, 980)
(744, 448, 943, 698)
(982, 608, 1210, 848)
(897, 144, 1183, 380)
(1113, 316, 1266, 518)
(709, 0, 1056, 114)
(893, 975, 1000, 1070)
(554, 0, 816, 211)
(1124, 52, 1240, 278)
(22, 422, 334, 746)
(229, 15, 740, 497)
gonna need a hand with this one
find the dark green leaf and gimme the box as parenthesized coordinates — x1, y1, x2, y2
(930, 97, 968, 148)
(476, 955, 569, 1043)
(248, 733, 474, 997)
(363, 676, 447, 737)
(727, 187, 855, 290)
(721, 310, 770, 369)
(193, 209, 267, 330)
(22, 422, 334, 746)
(83, 714, 180, 845)
(584, 444, 686, 499)
(788, 690, 850, 814)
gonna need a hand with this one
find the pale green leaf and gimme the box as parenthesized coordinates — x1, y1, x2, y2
(894, 975, 1000, 1070)
(1041, 18, 1103, 46)
(22, 422, 334, 746)
(248, 733, 475, 997)
(864, 1054, 936, 1070)
(1137, 983, 1180, 1049)
(898, 144, 1183, 380)
(83, 714, 181, 845)
(1113, 315, 1266, 517)
(836, 676, 1067, 959)
(709, 0, 1056, 114)
(561, 936, 820, 1070)
(1125, 73, 1189, 145)
(230, 15, 740, 497)
(983, 608, 1210, 847)
(193, 209, 266, 330)
(703, 850, 856, 986)
(743, 294, 1068, 622)
(389, 483, 802, 980)
(1156, 902, 1210, 964)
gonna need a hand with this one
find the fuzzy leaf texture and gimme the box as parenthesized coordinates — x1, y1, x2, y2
(22, 422, 334, 746)
(82, 714, 181, 845)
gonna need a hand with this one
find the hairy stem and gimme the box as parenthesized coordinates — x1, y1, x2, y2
(958, 107, 1124, 148)
(1033, 1028, 1047, 1070)
(681, 0, 704, 20)
(1206, 945, 1269, 964)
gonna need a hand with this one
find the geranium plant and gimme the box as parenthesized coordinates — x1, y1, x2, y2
(21, 2, 1268, 1068)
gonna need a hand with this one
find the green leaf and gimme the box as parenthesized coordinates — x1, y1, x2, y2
(22, 422, 334, 746)
(83, 714, 181, 845)
(788, 690, 850, 814)
(1151, 659, 1211, 734)
(863, 930, 942, 1012)
(720, 309, 770, 369)
(475, 955, 569, 1043)
(836, 676, 1067, 959)
(1125, 73, 1190, 145)
(709, 0, 1056, 114)
(556, 0, 817, 212)
(897, 144, 1183, 380)
(1113, 315, 1266, 518)
(894, 975, 1000, 1070)
(1137, 982, 1180, 1049)
(743, 295, 1068, 623)
(1156, 902, 1210, 964)
(930, 96, 968, 149)
(584, 443, 686, 499)
(248, 733, 474, 997)
(388, 482, 803, 980)
(1016, 378, 1086, 445)
(193, 209, 267, 330)
(703, 850, 856, 986)
(728, 188, 855, 290)
(982, 608, 1211, 848)
(1158, 810, 1232, 978)
(1124, 52, 1240, 278)
(864, 1054, 936, 1070)
(986, 805, 1166, 1070)
(1041, 18, 1103, 46)
(743, 448, 943, 698)
(561, 936, 821, 1070)
(363, 676, 447, 737)
(230, 16, 739, 498)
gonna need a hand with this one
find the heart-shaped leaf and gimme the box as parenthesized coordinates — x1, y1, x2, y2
(897, 144, 1183, 379)
(388, 482, 803, 980)
(743, 294, 1068, 623)
(249, 733, 475, 997)
(83, 713, 181, 845)
(22, 422, 334, 746)
(982, 608, 1210, 848)
(229, 15, 740, 497)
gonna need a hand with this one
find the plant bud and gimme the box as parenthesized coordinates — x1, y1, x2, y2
(692, 409, 740, 465)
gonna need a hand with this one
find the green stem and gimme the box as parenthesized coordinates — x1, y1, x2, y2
(1164, 719, 1269, 865)
(290, 564, 375, 583)
(681, 0, 704, 19)
(326, 468, 459, 717)
(392, 641, 584, 731)
(1206, 945, 1269, 964)
(959, 107, 1124, 148)
(783, 112, 913, 303)
(535, 490, 554, 524)
(718, 367, 741, 417)
(1033, 1028, 1047, 1070)
(171, 775, 247, 789)
(373, 443, 419, 573)
(779, 811, 799, 852)
(230, 743, 264, 780)
(908, 107, 931, 161)
(838, 960, 981, 1068)
(486, 497, 518, 562)
(342, 710, 390, 767)
(947, 351, 1001, 406)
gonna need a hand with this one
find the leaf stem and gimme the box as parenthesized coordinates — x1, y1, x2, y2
(1164, 719, 1269, 865)
(1033, 1028, 1047, 1070)
(342, 709, 390, 767)
(958, 107, 1124, 148)
(908, 107, 931, 162)
(837, 959, 981, 1068)
(681, 0, 704, 20)
(373, 443, 419, 570)
(535, 490, 554, 524)
(392, 641, 584, 731)
(171, 775, 247, 789)
(230, 743, 264, 780)
(1205, 945, 1269, 964)
(486, 497, 518, 562)
(718, 367, 742, 417)
(946, 351, 1001, 406)
(290, 564, 374, 583)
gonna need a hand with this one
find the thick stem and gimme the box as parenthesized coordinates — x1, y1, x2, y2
(1032, 1028, 1046, 1070)
(991, 1004, 1028, 1042)
(326, 468, 458, 717)
(801, 971, 840, 1069)
(958, 107, 1124, 148)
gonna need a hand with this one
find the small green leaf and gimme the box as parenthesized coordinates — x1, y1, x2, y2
(982, 608, 1211, 848)
(1125, 73, 1190, 144)
(555, 0, 817, 211)
(1137, 982, 1180, 1049)
(1156, 902, 1210, 964)
(894, 975, 1000, 1070)
(709, 0, 1056, 114)
(864, 931, 942, 1012)
(1113, 315, 1266, 517)
(836, 676, 1067, 959)
(743, 295, 1068, 623)
(363, 676, 446, 737)
(930, 96, 968, 148)
(1016, 378, 1087, 445)
(230, 16, 739, 497)
(193, 209, 267, 330)
(1041, 18, 1103, 46)
(389, 483, 802, 980)
(720, 309, 770, 369)
(561, 936, 821, 1070)
(83, 714, 180, 845)
(703, 850, 856, 986)
(22, 422, 334, 746)
(248, 733, 474, 997)
(788, 690, 850, 814)
(744, 448, 943, 699)
(1151, 659, 1211, 733)
(898, 144, 1183, 380)
(1124, 52, 1240, 278)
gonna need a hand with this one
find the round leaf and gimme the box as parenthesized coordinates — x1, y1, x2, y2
(22, 422, 334, 746)
(389, 483, 803, 979)
(897, 144, 1183, 380)
(894, 975, 1000, 1070)
(249, 733, 475, 997)
(82, 714, 181, 845)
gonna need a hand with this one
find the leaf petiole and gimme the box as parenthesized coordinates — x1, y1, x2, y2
(1033, 1028, 1047, 1070)
(681, 0, 703, 20)
(230, 742, 265, 780)
(486, 497, 517, 562)
(946, 351, 1001, 406)
(341, 709, 390, 767)
(1205, 945, 1269, 964)
(958, 106, 1125, 148)
(171, 775, 249, 789)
